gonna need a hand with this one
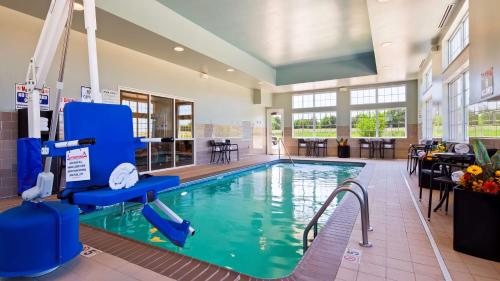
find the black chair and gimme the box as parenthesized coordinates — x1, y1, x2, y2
(298, 139, 307, 156)
(359, 139, 371, 158)
(315, 139, 328, 157)
(381, 139, 396, 159)
(225, 139, 239, 162)
(208, 140, 225, 164)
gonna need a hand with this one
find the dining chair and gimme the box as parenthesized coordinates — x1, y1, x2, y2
(298, 139, 307, 156)
(381, 139, 396, 159)
(316, 139, 327, 157)
(359, 139, 371, 158)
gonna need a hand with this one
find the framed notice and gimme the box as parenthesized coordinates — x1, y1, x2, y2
(81, 86, 92, 102)
(15, 83, 50, 111)
(481, 67, 494, 99)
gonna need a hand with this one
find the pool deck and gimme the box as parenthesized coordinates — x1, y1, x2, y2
(1, 156, 499, 281)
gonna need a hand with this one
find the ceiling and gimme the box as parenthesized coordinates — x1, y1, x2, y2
(1, 0, 456, 92)
(158, 0, 374, 67)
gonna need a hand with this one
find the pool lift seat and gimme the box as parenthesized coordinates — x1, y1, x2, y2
(58, 102, 195, 247)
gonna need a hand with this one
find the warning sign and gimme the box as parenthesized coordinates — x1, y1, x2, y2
(80, 244, 101, 258)
(66, 147, 91, 182)
(15, 83, 50, 111)
(343, 248, 362, 264)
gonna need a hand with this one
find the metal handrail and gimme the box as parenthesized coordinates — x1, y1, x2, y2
(280, 138, 295, 166)
(341, 179, 373, 231)
(273, 137, 295, 166)
(303, 184, 372, 252)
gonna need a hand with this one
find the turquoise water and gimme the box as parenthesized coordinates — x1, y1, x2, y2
(81, 162, 362, 278)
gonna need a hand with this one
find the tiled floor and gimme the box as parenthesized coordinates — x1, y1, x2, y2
(334, 159, 500, 281)
(1, 156, 499, 281)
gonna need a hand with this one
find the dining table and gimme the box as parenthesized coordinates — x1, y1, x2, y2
(426, 152, 475, 219)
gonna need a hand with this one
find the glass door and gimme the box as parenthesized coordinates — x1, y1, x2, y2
(120, 90, 195, 172)
(175, 100, 194, 166)
(266, 108, 284, 155)
(150, 96, 174, 170)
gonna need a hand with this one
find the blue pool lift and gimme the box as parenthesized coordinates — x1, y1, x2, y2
(0, 0, 193, 277)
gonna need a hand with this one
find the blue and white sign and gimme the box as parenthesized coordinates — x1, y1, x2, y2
(15, 83, 50, 111)
(81, 86, 92, 102)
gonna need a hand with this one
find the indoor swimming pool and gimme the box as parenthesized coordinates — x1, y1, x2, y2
(81, 161, 363, 278)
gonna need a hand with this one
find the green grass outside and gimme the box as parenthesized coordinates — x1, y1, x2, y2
(293, 129, 336, 138)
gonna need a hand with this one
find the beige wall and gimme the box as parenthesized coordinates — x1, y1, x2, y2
(0, 6, 271, 172)
(272, 80, 419, 158)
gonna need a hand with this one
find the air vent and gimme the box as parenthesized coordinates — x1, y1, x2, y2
(438, 4, 455, 28)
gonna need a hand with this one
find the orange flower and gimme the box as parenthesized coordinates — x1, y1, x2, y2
(481, 181, 500, 194)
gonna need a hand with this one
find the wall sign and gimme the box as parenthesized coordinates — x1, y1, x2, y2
(66, 147, 91, 182)
(15, 83, 50, 111)
(481, 67, 494, 98)
(81, 86, 92, 102)
(102, 89, 119, 104)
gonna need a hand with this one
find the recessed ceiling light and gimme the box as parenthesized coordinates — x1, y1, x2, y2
(381, 41, 393, 47)
(226, 68, 235, 72)
(73, 2, 84, 11)
(173, 46, 184, 52)
(377, 0, 390, 3)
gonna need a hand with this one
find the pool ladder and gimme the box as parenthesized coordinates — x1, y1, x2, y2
(303, 179, 373, 252)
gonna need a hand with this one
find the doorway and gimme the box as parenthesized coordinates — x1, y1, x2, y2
(266, 108, 284, 155)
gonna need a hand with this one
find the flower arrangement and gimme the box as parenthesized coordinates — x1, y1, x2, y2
(336, 138, 348, 147)
(457, 140, 500, 194)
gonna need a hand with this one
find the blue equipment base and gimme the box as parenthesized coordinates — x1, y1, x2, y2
(0, 201, 82, 277)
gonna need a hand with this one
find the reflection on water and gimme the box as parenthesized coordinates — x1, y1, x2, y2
(81, 163, 361, 279)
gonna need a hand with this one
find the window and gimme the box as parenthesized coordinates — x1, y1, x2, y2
(293, 112, 336, 138)
(351, 88, 376, 105)
(448, 71, 469, 142)
(293, 92, 336, 108)
(350, 108, 407, 138)
(448, 15, 469, 64)
(422, 66, 432, 92)
(378, 108, 407, 137)
(350, 85, 406, 105)
(469, 101, 500, 138)
(433, 103, 443, 138)
(350, 110, 377, 137)
(314, 93, 336, 107)
(424, 99, 433, 139)
(378, 86, 406, 103)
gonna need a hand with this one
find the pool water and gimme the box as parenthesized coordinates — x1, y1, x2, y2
(81, 162, 362, 278)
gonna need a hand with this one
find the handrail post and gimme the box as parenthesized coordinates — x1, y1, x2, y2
(342, 179, 373, 231)
(303, 186, 372, 252)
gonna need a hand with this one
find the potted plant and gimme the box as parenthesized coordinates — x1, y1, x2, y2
(453, 140, 500, 262)
(336, 138, 350, 158)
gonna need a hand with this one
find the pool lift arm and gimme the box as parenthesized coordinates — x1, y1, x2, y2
(20, 0, 194, 243)
(22, 0, 101, 202)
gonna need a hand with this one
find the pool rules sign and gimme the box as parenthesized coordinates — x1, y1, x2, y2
(66, 148, 91, 182)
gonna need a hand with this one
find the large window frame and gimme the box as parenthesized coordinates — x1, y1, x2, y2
(350, 85, 406, 105)
(448, 14, 469, 64)
(350, 108, 407, 139)
(292, 92, 336, 109)
(292, 111, 337, 139)
(120, 88, 195, 172)
(448, 71, 469, 142)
